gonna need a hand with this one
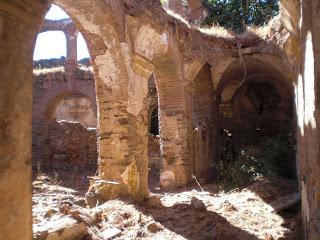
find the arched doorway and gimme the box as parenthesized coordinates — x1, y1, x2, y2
(216, 56, 296, 187)
(147, 74, 161, 191)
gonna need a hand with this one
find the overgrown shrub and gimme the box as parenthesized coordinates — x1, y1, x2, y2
(202, 0, 279, 33)
(219, 127, 296, 189)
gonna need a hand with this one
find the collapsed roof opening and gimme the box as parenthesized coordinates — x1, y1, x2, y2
(202, 0, 280, 32)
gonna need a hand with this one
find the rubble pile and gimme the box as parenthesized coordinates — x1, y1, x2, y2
(33, 175, 301, 240)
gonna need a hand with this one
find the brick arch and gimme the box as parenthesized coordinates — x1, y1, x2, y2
(216, 55, 294, 108)
(0, 1, 157, 238)
(214, 55, 296, 171)
(44, 91, 97, 121)
(125, 20, 196, 190)
(51, 0, 154, 201)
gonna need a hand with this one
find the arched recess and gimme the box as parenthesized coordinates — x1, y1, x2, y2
(215, 55, 296, 180)
(39, 91, 98, 189)
(33, 89, 97, 170)
(45, 91, 97, 126)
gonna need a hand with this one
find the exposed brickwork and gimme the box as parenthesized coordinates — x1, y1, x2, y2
(44, 121, 97, 170)
(32, 66, 96, 168)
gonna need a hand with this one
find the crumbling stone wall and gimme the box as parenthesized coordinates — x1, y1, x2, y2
(32, 63, 96, 170)
(44, 121, 97, 171)
(32, 15, 97, 174)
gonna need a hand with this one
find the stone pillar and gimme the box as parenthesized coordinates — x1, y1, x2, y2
(0, 1, 48, 239)
(297, 0, 320, 238)
(64, 24, 78, 83)
(90, 53, 153, 202)
(154, 53, 194, 190)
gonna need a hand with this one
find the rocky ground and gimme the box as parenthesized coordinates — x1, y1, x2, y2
(33, 174, 301, 240)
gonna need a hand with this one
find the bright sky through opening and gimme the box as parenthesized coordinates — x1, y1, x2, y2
(33, 4, 90, 61)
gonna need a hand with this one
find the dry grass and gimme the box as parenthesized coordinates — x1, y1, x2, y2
(163, 5, 282, 43)
(242, 16, 281, 40)
(78, 65, 93, 71)
(198, 25, 234, 39)
(33, 66, 65, 76)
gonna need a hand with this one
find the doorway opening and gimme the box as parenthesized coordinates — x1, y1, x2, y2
(147, 74, 161, 192)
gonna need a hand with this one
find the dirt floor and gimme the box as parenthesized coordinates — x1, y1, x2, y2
(33, 173, 301, 240)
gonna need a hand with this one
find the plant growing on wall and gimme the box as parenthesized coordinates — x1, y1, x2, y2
(202, 0, 279, 33)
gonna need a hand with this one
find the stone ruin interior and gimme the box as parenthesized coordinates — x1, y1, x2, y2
(0, 0, 319, 239)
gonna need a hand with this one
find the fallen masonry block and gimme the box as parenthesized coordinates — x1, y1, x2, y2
(33, 215, 87, 240)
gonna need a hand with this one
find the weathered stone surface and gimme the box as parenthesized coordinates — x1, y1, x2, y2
(32, 63, 97, 169)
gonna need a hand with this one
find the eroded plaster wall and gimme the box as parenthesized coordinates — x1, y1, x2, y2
(53, 94, 96, 128)
(296, 0, 320, 238)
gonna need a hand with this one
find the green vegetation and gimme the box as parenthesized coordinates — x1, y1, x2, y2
(202, 0, 279, 33)
(219, 127, 296, 189)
